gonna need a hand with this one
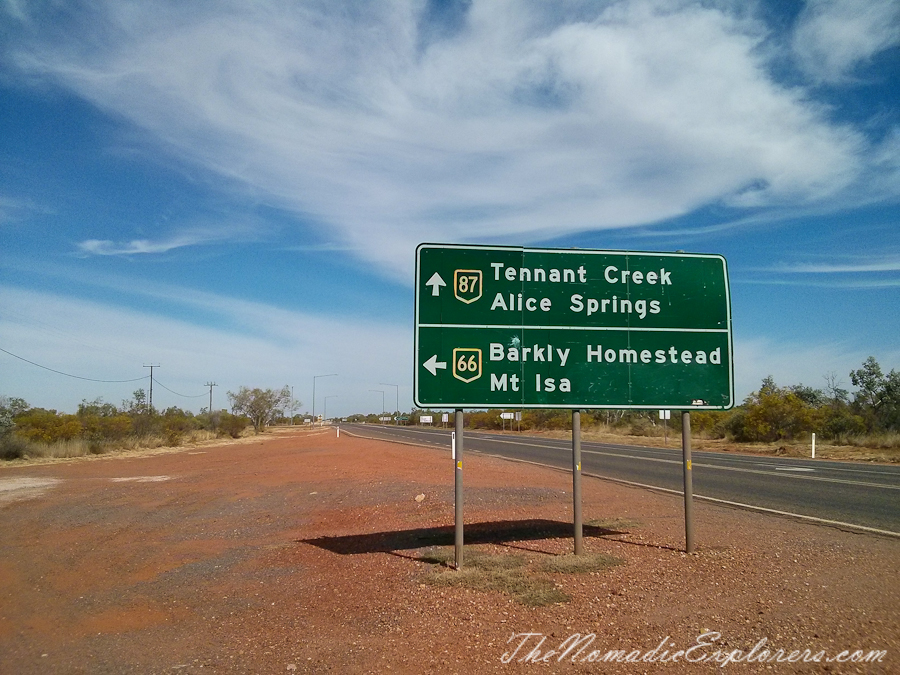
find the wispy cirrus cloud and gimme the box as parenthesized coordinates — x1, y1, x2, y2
(767, 254, 900, 274)
(792, 0, 900, 84)
(743, 253, 900, 288)
(0, 194, 53, 225)
(75, 220, 262, 256)
(0, 282, 409, 416)
(77, 234, 208, 256)
(2, 0, 887, 279)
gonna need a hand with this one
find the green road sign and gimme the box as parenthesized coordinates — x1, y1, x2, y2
(414, 244, 734, 410)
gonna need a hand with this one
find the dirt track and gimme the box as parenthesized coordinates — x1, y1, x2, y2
(0, 428, 897, 673)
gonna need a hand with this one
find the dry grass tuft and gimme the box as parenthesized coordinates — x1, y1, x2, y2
(418, 546, 621, 606)
(538, 552, 624, 574)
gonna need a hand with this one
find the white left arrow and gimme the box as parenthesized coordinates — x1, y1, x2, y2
(425, 272, 446, 296)
(423, 355, 447, 376)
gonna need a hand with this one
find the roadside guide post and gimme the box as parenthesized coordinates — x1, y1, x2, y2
(682, 411, 695, 553)
(415, 244, 732, 559)
(573, 410, 583, 555)
(454, 409, 464, 569)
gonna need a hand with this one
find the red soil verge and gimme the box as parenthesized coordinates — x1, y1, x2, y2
(0, 428, 897, 673)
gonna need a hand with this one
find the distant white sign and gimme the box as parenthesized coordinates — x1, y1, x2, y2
(379, 416, 392, 421)
(500, 412, 515, 420)
(659, 409, 671, 420)
(441, 413, 449, 423)
(420, 415, 433, 424)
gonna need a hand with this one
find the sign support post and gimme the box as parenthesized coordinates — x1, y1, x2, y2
(572, 410, 583, 555)
(682, 411, 695, 553)
(416, 244, 733, 561)
(454, 409, 464, 569)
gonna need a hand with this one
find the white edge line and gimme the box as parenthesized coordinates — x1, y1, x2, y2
(341, 427, 900, 540)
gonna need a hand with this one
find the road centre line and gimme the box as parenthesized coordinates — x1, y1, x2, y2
(467, 449, 900, 539)
(347, 426, 899, 483)
(471, 434, 900, 481)
(342, 426, 899, 537)
(579, 471, 900, 539)
(458, 435, 899, 490)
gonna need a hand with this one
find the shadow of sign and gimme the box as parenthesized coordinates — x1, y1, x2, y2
(300, 519, 625, 555)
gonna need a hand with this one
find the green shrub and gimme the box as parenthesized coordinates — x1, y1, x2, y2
(0, 434, 31, 460)
(218, 412, 249, 438)
(14, 410, 83, 443)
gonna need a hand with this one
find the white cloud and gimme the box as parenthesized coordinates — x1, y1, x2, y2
(0, 194, 53, 225)
(6, 283, 892, 415)
(0, 285, 411, 417)
(732, 334, 898, 400)
(793, 0, 900, 83)
(78, 235, 209, 256)
(1, 0, 879, 280)
(768, 254, 900, 274)
(75, 219, 265, 256)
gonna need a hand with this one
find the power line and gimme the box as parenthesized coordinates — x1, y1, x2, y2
(205, 382, 217, 412)
(143, 364, 160, 410)
(155, 379, 209, 399)
(0, 346, 148, 383)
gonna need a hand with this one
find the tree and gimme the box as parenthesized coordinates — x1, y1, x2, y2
(731, 377, 817, 442)
(227, 386, 292, 433)
(122, 389, 150, 416)
(849, 357, 900, 431)
(0, 396, 29, 418)
(77, 397, 119, 418)
(1, 397, 29, 438)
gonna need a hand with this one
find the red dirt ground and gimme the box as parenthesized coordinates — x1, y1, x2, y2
(0, 428, 897, 673)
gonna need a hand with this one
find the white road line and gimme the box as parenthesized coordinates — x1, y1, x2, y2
(343, 427, 900, 489)
(473, 451, 900, 539)
(340, 427, 899, 537)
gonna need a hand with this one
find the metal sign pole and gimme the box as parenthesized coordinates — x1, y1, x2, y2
(454, 409, 464, 569)
(682, 411, 695, 553)
(572, 409, 583, 555)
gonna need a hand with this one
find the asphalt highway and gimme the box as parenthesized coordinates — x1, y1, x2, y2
(340, 423, 900, 536)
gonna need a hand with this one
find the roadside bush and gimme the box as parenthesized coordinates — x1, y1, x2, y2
(820, 407, 867, 441)
(218, 412, 249, 438)
(628, 415, 656, 437)
(729, 389, 816, 443)
(79, 413, 133, 444)
(14, 409, 83, 443)
(0, 434, 31, 460)
(159, 408, 198, 446)
(690, 411, 730, 439)
(523, 409, 570, 430)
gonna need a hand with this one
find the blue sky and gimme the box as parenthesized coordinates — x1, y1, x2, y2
(1, 0, 898, 419)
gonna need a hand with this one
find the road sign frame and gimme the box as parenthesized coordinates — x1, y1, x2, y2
(415, 243, 734, 410)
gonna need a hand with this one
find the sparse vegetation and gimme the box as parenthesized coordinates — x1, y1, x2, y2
(415, 357, 900, 460)
(226, 386, 292, 433)
(0, 391, 250, 461)
(537, 552, 623, 574)
(418, 546, 623, 606)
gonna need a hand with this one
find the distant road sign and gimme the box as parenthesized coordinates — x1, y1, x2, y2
(500, 412, 515, 420)
(420, 415, 433, 424)
(414, 244, 733, 410)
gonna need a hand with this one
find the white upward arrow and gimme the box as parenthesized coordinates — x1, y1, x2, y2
(423, 355, 447, 376)
(425, 272, 446, 297)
